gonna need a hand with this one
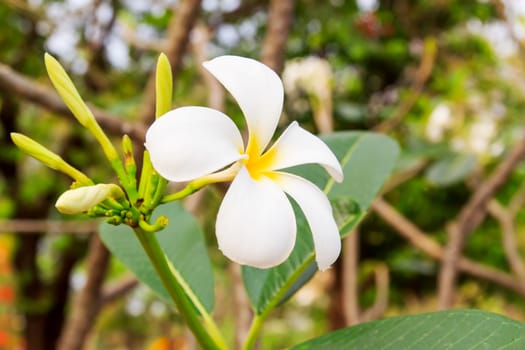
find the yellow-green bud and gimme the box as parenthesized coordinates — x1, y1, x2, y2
(122, 134, 134, 157)
(44, 53, 97, 128)
(11, 133, 92, 184)
(155, 53, 173, 118)
(56, 184, 124, 214)
(45, 53, 122, 168)
(11, 132, 62, 169)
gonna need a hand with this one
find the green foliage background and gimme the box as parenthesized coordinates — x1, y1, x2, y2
(2, 0, 525, 349)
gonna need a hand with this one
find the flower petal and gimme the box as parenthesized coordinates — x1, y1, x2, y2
(267, 122, 343, 182)
(216, 166, 296, 268)
(145, 106, 244, 182)
(275, 172, 341, 270)
(203, 56, 284, 154)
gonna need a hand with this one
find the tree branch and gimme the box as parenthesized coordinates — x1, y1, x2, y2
(486, 179, 525, 283)
(372, 198, 525, 296)
(229, 263, 252, 350)
(342, 229, 389, 326)
(487, 200, 525, 282)
(100, 274, 139, 305)
(260, 0, 295, 74)
(192, 23, 225, 111)
(57, 234, 111, 350)
(438, 132, 525, 308)
(0, 219, 98, 234)
(0, 62, 146, 142)
(342, 230, 360, 326)
(508, 180, 525, 215)
(359, 263, 389, 323)
(373, 37, 436, 132)
(137, 0, 202, 126)
(218, 0, 265, 24)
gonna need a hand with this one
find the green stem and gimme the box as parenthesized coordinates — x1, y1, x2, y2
(138, 151, 153, 199)
(242, 255, 316, 349)
(242, 314, 264, 350)
(133, 227, 228, 350)
(138, 215, 168, 233)
(60, 163, 93, 186)
(161, 165, 239, 204)
(142, 172, 160, 209)
(87, 121, 138, 202)
(151, 178, 168, 207)
(161, 181, 203, 203)
(122, 135, 138, 202)
(111, 157, 139, 203)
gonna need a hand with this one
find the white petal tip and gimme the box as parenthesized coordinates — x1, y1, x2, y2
(221, 248, 288, 269)
(317, 256, 338, 271)
(316, 246, 340, 271)
(202, 60, 211, 69)
(316, 254, 339, 271)
(329, 162, 344, 183)
(218, 242, 293, 269)
(318, 265, 331, 272)
(276, 173, 342, 272)
(333, 171, 344, 183)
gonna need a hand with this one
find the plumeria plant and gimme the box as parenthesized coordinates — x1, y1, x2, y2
(146, 55, 343, 271)
(13, 53, 525, 349)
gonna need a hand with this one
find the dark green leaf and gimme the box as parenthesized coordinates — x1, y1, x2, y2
(243, 132, 399, 315)
(426, 153, 477, 186)
(99, 202, 214, 312)
(292, 309, 525, 349)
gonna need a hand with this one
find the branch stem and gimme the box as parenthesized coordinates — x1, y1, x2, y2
(133, 227, 227, 350)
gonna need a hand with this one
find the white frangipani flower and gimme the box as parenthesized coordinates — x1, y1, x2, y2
(145, 55, 343, 270)
(426, 103, 453, 142)
(283, 56, 334, 133)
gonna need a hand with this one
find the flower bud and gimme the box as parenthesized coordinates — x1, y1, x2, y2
(45, 53, 121, 168)
(11, 133, 62, 170)
(155, 53, 173, 118)
(11, 133, 92, 184)
(56, 184, 124, 214)
(44, 53, 96, 128)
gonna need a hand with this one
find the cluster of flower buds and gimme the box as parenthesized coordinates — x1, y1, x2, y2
(11, 53, 175, 233)
(12, 53, 344, 271)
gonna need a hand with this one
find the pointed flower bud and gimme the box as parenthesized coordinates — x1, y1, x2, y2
(44, 53, 97, 129)
(56, 184, 124, 214)
(45, 53, 122, 170)
(122, 134, 136, 175)
(155, 53, 173, 118)
(11, 132, 62, 169)
(11, 133, 92, 185)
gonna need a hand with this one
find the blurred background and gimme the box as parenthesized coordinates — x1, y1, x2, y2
(2, 0, 525, 349)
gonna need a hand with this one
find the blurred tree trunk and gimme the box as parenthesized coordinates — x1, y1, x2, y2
(1, 94, 86, 350)
(14, 232, 84, 350)
(328, 259, 346, 329)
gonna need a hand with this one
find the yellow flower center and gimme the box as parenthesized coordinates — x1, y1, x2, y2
(242, 134, 278, 180)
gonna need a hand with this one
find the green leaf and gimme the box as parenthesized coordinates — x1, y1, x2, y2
(99, 202, 214, 312)
(425, 153, 477, 186)
(292, 309, 525, 349)
(242, 132, 399, 315)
